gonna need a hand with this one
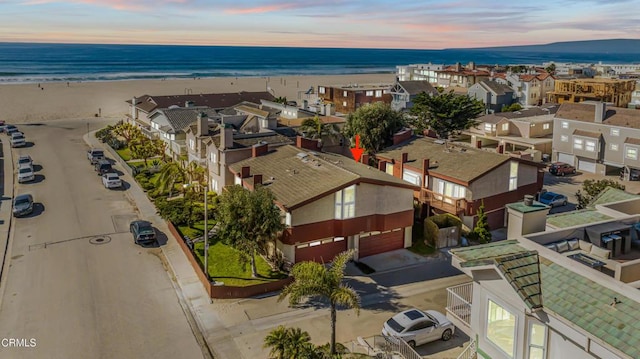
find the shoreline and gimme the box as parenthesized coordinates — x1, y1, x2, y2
(0, 73, 397, 123)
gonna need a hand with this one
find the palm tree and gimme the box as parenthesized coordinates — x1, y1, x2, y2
(156, 161, 185, 197)
(299, 116, 341, 146)
(263, 326, 315, 359)
(278, 250, 361, 355)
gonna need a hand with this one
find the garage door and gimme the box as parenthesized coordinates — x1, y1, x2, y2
(578, 158, 596, 173)
(358, 229, 404, 258)
(557, 153, 575, 165)
(295, 238, 347, 264)
(486, 209, 505, 230)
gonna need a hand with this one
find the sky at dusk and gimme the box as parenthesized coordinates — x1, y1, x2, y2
(0, 0, 637, 49)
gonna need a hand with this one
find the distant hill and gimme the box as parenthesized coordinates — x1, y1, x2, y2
(450, 39, 640, 54)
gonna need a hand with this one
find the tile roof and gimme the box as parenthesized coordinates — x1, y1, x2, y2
(376, 137, 511, 183)
(478, 80, 514, 96)
(229, 145, 416, 209)
(453, 241, 640, 358)
(555, 102, 640, 129)
(589, 187, 640, 207)
(495, 251, 543, 311)
(156, 107, 218, 133)
(546, 209, 614, 228)
(130, 92, 276, 114)
(398, 81, 437, 96)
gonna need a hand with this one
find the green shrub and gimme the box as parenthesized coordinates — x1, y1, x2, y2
(423, 218, 439, 248)
(95, 125, 114, 143)
(108, 138, 126, 150)
(430, 213, 462, 229)
(156, 198, 191, 226)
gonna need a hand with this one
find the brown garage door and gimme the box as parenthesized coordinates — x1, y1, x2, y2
(295, 239, 347, 264)
(359, 229, 404, 258)
(486, 209, 505, 230)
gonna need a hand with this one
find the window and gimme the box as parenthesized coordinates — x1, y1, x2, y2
(560, 135, 569, 142)
(561, 121, 569, 129)
(610, 143, 619, 151)
(509, 161, 518, 191)
(528, 322, 547, 359)
(365, 90, 374, 96)
(402, 169, 421, 186)
(626, 146, 638, 160)
(234, 175, 241, 185)
(573, 138, 583, 150)
(434, 178, 466, 201)
(375, 90, 383, 97)
(335, 185, 356, 219)
(343, 90, 348, 97)
(210, 178, 219, 192)
(319, 86, 325, 94)
(487, 299, 516, 357)
(501, 123, 509, 131)
(611, 128, 620, 136)
(585, 140, 596, 152)
(484, 123, 493, 132)
(189, 139, 195, 150)
(342, 101, 347, 107)
(543, 123, 550, 130)
(170, 134, 175, 141)
(285, 213, 291, 227)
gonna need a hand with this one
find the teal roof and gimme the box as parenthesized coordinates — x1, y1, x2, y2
(506, 201, 549, 214)
(546, 209, 613, 228)
(453, 242, 640, 359)
(495, 251, 543, 311)
(589, 187, 639, 207)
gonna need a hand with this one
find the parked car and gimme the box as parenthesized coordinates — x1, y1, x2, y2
(102, 172, 123, 189)
(382, 309, 454, 348)
(539, 192, 568, 207)
(130, 220, 157, 245)
(549, 162, 576, 176)
(94, 159, 113, 174)
(17, 154, 33, 168)
(10, 133, 26, 148)
(0, 120, 6, 133)
(5, 125, 18, 136)
(13, 193, 34, 217)
(17, 166, 35, 183)
(87, 148, 105, 164)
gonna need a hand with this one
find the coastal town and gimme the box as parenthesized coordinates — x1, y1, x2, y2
(2, 58, 640, 359)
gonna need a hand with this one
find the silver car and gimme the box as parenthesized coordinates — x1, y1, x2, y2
(17, 154, 33, 168)
(18, 165, 35, 183)
(10, 133, 26, 148)
(382, 309, 454, 348)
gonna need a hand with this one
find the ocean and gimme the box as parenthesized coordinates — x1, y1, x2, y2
(0, 42, 638, 84)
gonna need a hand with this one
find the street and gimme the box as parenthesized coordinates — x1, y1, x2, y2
(0, 119, 203, 359)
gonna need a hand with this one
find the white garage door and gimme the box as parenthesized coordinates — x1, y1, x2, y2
(557, 153, 575, 165)
(578, 158, 596, 173)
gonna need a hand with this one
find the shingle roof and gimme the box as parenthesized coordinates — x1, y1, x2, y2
(398, 81, 437, 96)
(495, 251, 543, 311)
(479, 80, 514, 96)
(376, 137, 511, 183)
(452, 241, 640, 358)
(555, 102, 640, 129)
(229, 145, 416, 209)
(476, 105, 559, 124)
(157, 107, 218, 133)
(129, 92, 276, 114)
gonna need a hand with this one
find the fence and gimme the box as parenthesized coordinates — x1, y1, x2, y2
(371, 335, 422, 359)
(456, 338, 477, 359)
(446, 282, 473, 327)
(102, 141, 135, 176)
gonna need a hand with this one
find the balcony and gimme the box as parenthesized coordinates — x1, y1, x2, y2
(446, 282, 473, 336)
(420, 189, 467, 215)
(170, 140, 187, 156)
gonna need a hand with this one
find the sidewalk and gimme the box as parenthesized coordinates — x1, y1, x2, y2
(0, 136, 15, 309)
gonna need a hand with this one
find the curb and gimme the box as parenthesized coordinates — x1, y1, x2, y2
(0, 136, 16, 311)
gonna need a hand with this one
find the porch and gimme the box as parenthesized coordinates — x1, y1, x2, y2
(419, 189, 467, 215)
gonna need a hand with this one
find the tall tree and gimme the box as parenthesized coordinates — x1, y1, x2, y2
(343, 102, 406, 155)
(263, 326, 316, 359)
(128, 136, 157, 166)
(153, 138, 168, 162)
(217, 185, 284, 277)
(410, 90, 484, 148)
(278, 250, 361, 355)
(575, 179, 625, 209)
(473, 200, 492, 244)
(156, 161, 185, 197)
(113, 122, 141, 143)
(299, 115, 341, 144)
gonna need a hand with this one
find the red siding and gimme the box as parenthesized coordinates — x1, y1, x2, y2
(358, 230, 404, 258)
(295, 239, 347, 264)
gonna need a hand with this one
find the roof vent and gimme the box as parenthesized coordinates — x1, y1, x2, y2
(524, 195, 534, 206)
(296, 152, 309, 160)
(434, 139, 445, 145)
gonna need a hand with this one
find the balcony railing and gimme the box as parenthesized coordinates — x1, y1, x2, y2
(446, 282, 473, 327)
(170, 140, 187, 156)
(420, 189, 467, 215)
(457, 338, 477, 359)
(371, 336, 422, 359)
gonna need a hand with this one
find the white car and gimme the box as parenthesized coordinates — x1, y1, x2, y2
(382, 309, 455, 348)
(102, 172, 122, 189)
(10, 133, 26, 148)
(17, 165, 35, 183)
(17, 154, 33, 168)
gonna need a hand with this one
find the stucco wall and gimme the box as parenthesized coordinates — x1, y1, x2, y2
(469, 160, 538, 200)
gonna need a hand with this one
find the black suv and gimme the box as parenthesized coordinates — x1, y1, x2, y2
(130, 220, 157, 245)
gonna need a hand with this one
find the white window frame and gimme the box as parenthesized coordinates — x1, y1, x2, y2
(402, 169, 421, 186)
(434, 178, 466, 202)
(365, 90, 374, 96)
(560, 135, 569, 142)
(234, 175, 241, 185)
(610, 143, 619, 151)
(486, 299, 517, 358)
(210, 178, 219, 192)
(189, 138, 195, 150)
(573, 138, 583, 150)
(626, 146, 638, 160)
(509, 161, 518, 191)
(335, 185, 356, 219)
(319, 86, 325, 95)
(561, 121, 569, 129)
(342, 101, 347, 107)
(527, 321, 547, 359)
(611, 128, 620, 136)
(375, 90, 383, 97)
(170, 134, 175, 141)
(585, 140, 596, 152)
(285, 213, 291, 227)
(543, 123, 550, 130)
(343, 90, 348, 97)
(210, 151, 217, 163)
(484, 123, 493, 132)
(501, 123, 509, 131)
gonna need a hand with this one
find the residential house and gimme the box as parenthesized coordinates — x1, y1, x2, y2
(468, 80, 516, 113)
(126, 91, 275, 128)
(464, 104, 559, 160)
(434, 62, 491, 88)
(396, 63, 444, 82)
(546, 78, 636, 107)
(388, 80, 438, 111)
(444, 194, 640, 359)
(496, 72, 555, 107)
(552, 101, 640, 176)
(374, 137, 545, 229)
(317, 83, 392, 113)
(147, 107, 218, 161)
(228, 142, 417, 263)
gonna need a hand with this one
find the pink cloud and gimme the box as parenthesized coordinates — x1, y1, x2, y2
(224, 3, 297, 14)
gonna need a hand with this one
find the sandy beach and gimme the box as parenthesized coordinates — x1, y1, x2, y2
(0, 73, 396, 123)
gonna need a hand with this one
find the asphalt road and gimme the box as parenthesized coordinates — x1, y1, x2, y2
(0, 119, 203, 359)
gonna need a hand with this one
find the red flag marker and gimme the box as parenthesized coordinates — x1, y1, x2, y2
(350, 134, 364, 162)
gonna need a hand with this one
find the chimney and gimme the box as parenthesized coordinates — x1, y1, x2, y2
(252, 142, 268, 157)
(524, 195, 534, 206)
(422, 159, 430, 188)
(131, 96, 137, 119)
(401, 152, 409, 163)
(296, 136, 320, 151)
(361, 154, 370, 164)
(220, 124, 233, 150)
(378, 161, 386, 171)
(594, 102, 606, 123)
(241, 166, 250, 179)
(392, 128, 412, 145)
(455, 62, 462, 72)
(253, 174, 263, 187)
(197, 112, 208, 137)
(497, 145, 504, 154)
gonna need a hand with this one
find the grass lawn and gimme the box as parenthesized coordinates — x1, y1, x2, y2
(408, 223, 436, 256)
(180, 223, 287, 286)
(116, 147, 132, 161)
